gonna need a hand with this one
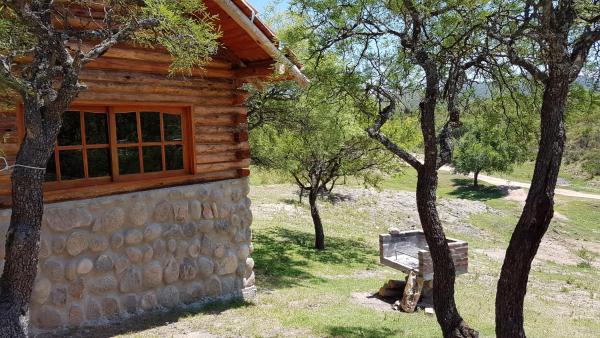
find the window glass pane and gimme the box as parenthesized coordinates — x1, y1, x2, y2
(116, 112, 138, 144)
(163, 114, 182, 141)
(45, 152, 57, 182)
(165, 145, 183, 170)
(58, 111, 81, 146)
(141, 112, 161, 142)
(118, 147, 140, 175)
(87, 148, 111, 177)
(85, 112, 108, 145)
(59, 150, 84, 180)
(142, 146, 162, 173)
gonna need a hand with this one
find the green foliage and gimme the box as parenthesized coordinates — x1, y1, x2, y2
(133, 0, 220, 73)
(0, 1, 220, 75)
(250, 55, 396, 192)
(454, 100, 530, 183)
(564, 85, 600, 177)
(0, 5, 34, 55)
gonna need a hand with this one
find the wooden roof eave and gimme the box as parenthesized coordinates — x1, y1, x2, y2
(213, 0, 309, 87)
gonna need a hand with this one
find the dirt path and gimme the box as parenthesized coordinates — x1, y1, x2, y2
(439, 166, 600, 201)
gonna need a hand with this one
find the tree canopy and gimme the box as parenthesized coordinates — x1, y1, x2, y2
(250, 55, 395, 249)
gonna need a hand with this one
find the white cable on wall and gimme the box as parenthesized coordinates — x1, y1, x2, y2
(0, 156, 46, 172)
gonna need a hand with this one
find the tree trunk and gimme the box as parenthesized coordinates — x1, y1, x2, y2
(0, 102, 62, 337)
(495, 70, 569, 338)
(0, 140, 54, 337)
(415, 55, 477, 338)
(416, 168, 477, 338)
(308, 189, 325, 250)
(473, 170, 479, 188)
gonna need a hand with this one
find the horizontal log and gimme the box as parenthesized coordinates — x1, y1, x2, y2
(79, 70, 234, 90)
(195, 125, 240, 134)
(195, 132, 236, 144)
(195, 159, 250, 174)
(195, 142, 249, 154)
(85, 57, 234, 79)
(0, 135, 18, 144)
(0, 143, 19, 155)
(235, 131, 249, 142)
(75, 92, 232, 106)
(15, 56, 233, 79)
(194, 114, 243, 127)
(195, 148, 251, 165)
(194, 106, 247, 116)
(236, 149, 251, 159)
(195, 169, 241, 182)
(83, 80, 234, 98)
(196, 152, 239, 164)
(74, 44, 231, 69)
(238, 168, 250, 177)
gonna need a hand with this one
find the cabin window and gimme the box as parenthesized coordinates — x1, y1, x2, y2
(45, 106, 189, 186)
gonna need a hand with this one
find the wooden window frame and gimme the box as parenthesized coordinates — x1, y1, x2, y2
(42, 103, 194, 191)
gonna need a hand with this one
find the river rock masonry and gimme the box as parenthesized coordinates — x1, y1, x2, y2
(0, 178, 255, 334)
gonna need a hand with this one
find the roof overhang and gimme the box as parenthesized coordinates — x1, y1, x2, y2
(210, 0, 309, 86)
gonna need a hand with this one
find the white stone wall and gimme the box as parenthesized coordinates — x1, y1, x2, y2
(0, 178, 255, 334)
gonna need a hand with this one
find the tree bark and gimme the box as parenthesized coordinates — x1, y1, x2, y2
(495, 69, 569, 338)
(417, 166, 477, 337)
(308, 189, 325, 250)
(0, 102, 62, 337)
(414, 53, 477, 337)
(473, 170, 480, 188)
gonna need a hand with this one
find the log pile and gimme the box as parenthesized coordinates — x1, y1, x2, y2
(378, 273, 434, 314)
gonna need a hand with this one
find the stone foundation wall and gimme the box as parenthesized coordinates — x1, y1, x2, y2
(0, 178, 255, 334)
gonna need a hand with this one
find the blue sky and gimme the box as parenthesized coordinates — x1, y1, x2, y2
(250, 0, 289, 16)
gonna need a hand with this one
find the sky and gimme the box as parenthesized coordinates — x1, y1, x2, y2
(250, 0, 289, 17)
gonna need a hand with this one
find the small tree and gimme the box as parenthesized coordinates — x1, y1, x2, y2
(250, 63, 393, 250)
(454, 119, 526, 187)
(0, 1, 219, 335)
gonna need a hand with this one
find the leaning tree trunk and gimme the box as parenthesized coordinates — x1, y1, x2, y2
(308, 189, 325, 250)
(495, 70, 569, 338)
(0, 103, 63, 337)
(416, 167, 477, 338)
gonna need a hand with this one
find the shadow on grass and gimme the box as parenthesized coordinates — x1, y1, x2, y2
(280, 197, 304, 207)
(281, 191, 355, 206)
(44, 299, 253, 338)
(448, 178, 508, 201)
(326, 325, 396, 338)
(253, 227, 378, 290)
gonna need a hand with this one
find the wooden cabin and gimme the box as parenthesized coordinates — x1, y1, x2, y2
(0, 0, 305, 333)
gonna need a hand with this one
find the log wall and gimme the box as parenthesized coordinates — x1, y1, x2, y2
(0, 44, 252, 206)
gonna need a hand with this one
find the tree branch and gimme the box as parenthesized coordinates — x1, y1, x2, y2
(570, 28, 600, 81)
(81, 18, 160, 63)
(0, 55, 31, 95)
(364, 85, 422, 170)
(506, 46, 548, 83)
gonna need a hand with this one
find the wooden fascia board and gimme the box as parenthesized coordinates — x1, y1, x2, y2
(213, 0, 309, 86)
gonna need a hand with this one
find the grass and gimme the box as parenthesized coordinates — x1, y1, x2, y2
(111, 167, 599, 338)
(492, 161, 600, 194)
